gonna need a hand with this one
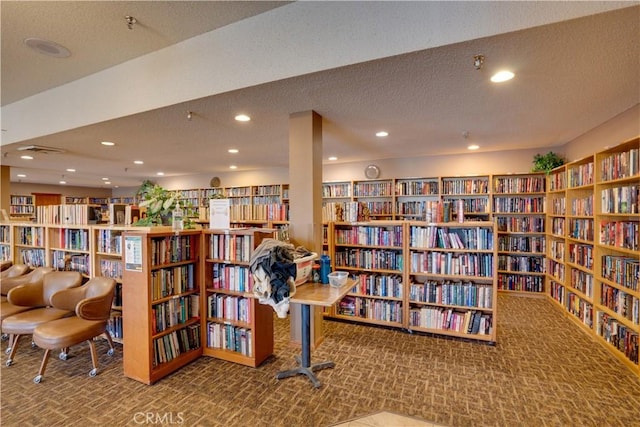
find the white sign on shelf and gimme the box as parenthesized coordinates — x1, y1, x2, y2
(209, 199, 230, 229)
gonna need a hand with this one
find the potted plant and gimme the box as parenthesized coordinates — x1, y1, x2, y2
(532, 151, 565, 174)
(134, 183, 178, 226)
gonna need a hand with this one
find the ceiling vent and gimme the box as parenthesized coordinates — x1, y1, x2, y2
(17, 145, 66, 154)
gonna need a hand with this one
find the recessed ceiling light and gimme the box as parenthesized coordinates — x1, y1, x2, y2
(228, 149, 239, 154)
(468, 145, 480, 150)
(157, 172, 165, 176)
(105, 181, 111, 185)
(133, 160, 144, 165)
(20, 155, 33, 160)
(24, 37, 71, 58)
(491, 70, 515, 83)
(328, 156, 338, 161)
(101, 141, 115, 146)
(59, 180, 67, 184)
(235, 114, 251, 122)
(229, 165, 238, 169)
(66, 168, 76, 172)
(102, 177, 109, 181)
(17, 174, 26, 178)
(376, 131, 389, 137)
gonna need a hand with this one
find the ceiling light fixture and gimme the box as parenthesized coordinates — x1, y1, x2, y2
(157, 172, 165, 176)
(20, 155, 33, 160)
(468, 145, 480, 150)
(101, 141, 115, 146)
(328, 156, 338, 161)
(102, 177, 109, 181)
(229, 165, 238, 169)
(491, 70, 515, 83)
(17, 174, 26, 178)
(228, 149, 239, 154)
(105, 181, 111, 185)
(473, 54, 485, 70)
(66, 168, 76, 172)
(376, 131, 389, 137)
(125, 15, 137, 30)
(59, 180, 67, 185)
(24, 37, 71, 58)
(134, 160, 144, 164)
(235, 114, 250, 122)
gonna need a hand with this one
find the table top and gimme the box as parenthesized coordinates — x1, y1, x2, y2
(290, 279, 356, 307)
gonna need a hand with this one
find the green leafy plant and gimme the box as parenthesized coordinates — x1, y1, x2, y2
(134, 184, 177, 226)
(532, 151, 565, 174)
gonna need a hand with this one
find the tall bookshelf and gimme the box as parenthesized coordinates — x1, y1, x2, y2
(565, 155, 596, 333)
(13, 223, 46, 267)
(328, 221, 405, 328)
(93, 225, 127, 343)
(546, 165, 567, 307)
(440, 175, 491, 221)
(407, 221, 497, 342)
(122, 228, 202, 385)
(492, 173, 546, 295)
(201, 228, 274, 367)
(352, 179, 394, 220)
(593, 137, 639, 376)
(322, 181, 352, 222)
(47, 224, 92, 276)
(0, 223, 11, 262)
(9, 194, 35, 219)
(394, 177, 439, 221)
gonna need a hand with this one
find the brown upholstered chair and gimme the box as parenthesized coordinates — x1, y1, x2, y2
(0, 267, 53, 322)
(0, 260, 12, 272)
(2, 271, 82, 366)
(32, 276, 116, 383)
(0, 264, 32, 302)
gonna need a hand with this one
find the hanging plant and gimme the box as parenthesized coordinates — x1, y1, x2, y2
(532, 151, 565, 174)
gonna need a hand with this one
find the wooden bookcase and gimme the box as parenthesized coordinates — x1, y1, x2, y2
(0, 223, 11, 262)
(407, 221, 497, 343)
(394, 177, 440, 221)
(93, 225, 127, 343)
(352, 179, 394, 220)
(201, 228, 274, 367)
(322, 181, 352, 222)
(546, 165, 568, 308)
(122, 228, 203, 385)
(593, 136, 639, 376)
(13, 223, 46, 267)
(493, 173, 546, 295)
(327, 221, 406, 328)
(440, 175, 491, 221)
(9, 194, 35, 219)
(47, 224, 92, 276)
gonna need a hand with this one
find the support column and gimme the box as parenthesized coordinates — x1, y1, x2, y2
(0, 166, 10, 216)
(288, 110, 324, 347)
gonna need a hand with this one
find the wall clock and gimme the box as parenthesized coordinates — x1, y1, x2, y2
(210, 176, 221, 187)
(364, 164, 381, 179)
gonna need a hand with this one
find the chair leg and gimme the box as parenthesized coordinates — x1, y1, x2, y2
(59, 347, 69, 360)
(88, 340, 99, 377)
(33, 349, 51, 383)
(5, 334, 21, 366)
(104, 332, 115, 356)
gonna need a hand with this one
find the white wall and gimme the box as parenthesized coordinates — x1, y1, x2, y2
(10, 182, 112, 198)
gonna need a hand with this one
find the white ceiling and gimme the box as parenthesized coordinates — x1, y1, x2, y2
(1, 1, 639, 189)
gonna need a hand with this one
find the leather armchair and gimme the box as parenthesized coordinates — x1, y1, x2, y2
(0, 264, 31, 303)
(32, 276, 116, 383)
(2, 271, 82, 366)
(0, 260, 12, 272)
(0, 267, 53, 322)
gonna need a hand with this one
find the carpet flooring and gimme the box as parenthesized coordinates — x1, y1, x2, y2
(1, 294, 639, 427)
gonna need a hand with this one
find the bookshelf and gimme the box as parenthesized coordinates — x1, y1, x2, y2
(201, 228, 274, 367)
(593, 136, 639, 376)
(407, 221, 497, 342)
(0, 223, 11, 262)
(47, 224, 92, 276)
(440, 175, 491, 221)
(93, 225, 127, 343)
(352, 179, 394, 220)
(394, 177, 439, 220)
(328, 221, 406, 328)
(322, 181, 352, 222)
(122, 228, 202, 385)
(9, 194, 35, 219)
(13, 223, 46, 267)
(493, 173, 546, 295)
(546, 165, 567, 308)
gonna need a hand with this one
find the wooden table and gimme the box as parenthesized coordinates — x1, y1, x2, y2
(275, 279, 355, 388)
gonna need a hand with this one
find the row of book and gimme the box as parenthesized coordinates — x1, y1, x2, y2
(335, 248, 403, 272)
(409, 280, 493, 309)
(107, 313, 123, 339)
(497, 235, 546, 253)
(497, 273, 545, 292)
(410, 251, 493, 278)
(550, 240, 565, 259)
(208, 234, 253, 263)
(550, 197, 566, 215)
(495, 216, 545, 233)
(16, 226, 45, 246)
(206, 322, 253, 357)
(570, 195, 593, 216)
(497, 254, 544, 273)
(323, 182, 352, 198)
(408, 307, 492, 335)
(549, 281, 565, 304)
(152, 295, 200, 334)
(493, 196, 545, 214)
(441, 178, 489, 195)
(337, 296, 403, 323)
(568, 243, 594, 269)
(359, 201, 393, 216)
(10, 195, 33, 205)
(35, 204, 96, 225)
(350, 273, 404, 299)
(601, 255, 639, 291)
(597, 312, 639, 364)
(96, 229, 122, 254)
(600, 185, 639, 214)
(395, 180, 439, 196)
(335, 225, 404, 247)
(569, 218, 594, 241)
(0, 247, 10, 262)
(570, 269, 594, 299)
(19, 248, 45, 267)
(493, 176, 546, 194)
(150, 235, 194, 266)
(52, 251, 90, 275)
(567, 292, 594, 328)
(152, 325, 201, 367)
(600, 147, 639, 182)
(100, 259, 123, 281)
(251, 202, 288, 221)
(55, 228, 89, 251)
(253, 184, 282, 196)
(551, 217, 565, 236)
(210, 263, 254, 293)
(547, 259, 566, 281)
(0, 227, 9, 243)
(9, 205, 34, 214)
(395, 201, 435, 217)
(207, 293, 252, 323)
(353, 181, 393, 197)
(150, 265, 196, 300)
(599, 221, 639, 251)
(568, 161, 594, 187)
(409, 225, 494, 250)
(600, 284, 639, 325)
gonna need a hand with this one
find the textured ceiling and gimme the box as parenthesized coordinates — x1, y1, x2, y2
(1, 2, 638, 188)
